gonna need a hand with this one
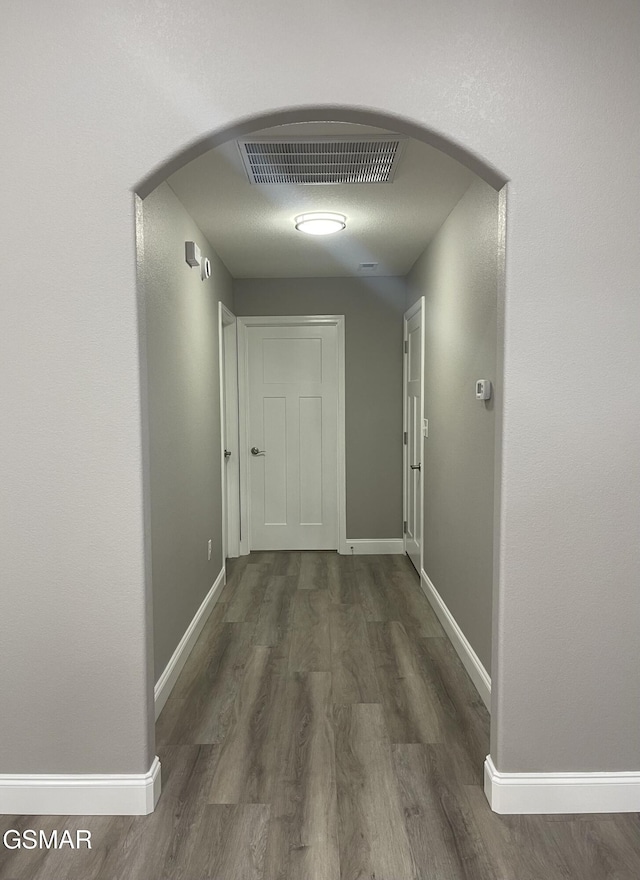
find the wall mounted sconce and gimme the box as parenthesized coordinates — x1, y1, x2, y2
(185, 241, 201, 267)
(185, 241, 211, 281)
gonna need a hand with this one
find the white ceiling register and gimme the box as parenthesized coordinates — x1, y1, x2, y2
(237, 136, 406, 185)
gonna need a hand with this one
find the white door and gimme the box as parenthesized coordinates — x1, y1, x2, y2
(245, 321, 339, 550)
(404, 298, 425, 573)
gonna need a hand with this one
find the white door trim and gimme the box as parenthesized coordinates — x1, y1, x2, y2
(403, 297, 425, 573)
(218, 303, 240, 559)
(237, 315, 346, 555)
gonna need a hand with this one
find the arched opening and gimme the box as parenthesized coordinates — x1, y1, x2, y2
(135, 106, 508, 199)
(136, 106, 507, 835)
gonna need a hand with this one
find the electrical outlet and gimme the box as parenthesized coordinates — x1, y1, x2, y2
(207, 539, 212, 561)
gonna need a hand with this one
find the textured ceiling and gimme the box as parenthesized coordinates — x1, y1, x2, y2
(166, 122, 475, 279)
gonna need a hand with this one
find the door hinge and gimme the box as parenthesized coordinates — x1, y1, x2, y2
(404, 340, 408, 354)
(403, 431, 407, 445)
(403, 520, 407, 534)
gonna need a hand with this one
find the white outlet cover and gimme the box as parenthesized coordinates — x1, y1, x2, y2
(475, 379, 492, 400)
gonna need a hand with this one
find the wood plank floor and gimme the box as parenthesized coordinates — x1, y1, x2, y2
(2, 552, 640, 879)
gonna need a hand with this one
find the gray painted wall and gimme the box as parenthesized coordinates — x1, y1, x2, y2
(234, 276, 406, 539)
(2, 0, 639, 780)
(407, 178, 499, 674)
(142, 183, 233, 681)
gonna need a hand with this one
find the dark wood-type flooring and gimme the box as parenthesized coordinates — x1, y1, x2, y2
(2, 552, 640, 879)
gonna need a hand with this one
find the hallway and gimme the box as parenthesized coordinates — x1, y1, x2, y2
(3, 553, 640, 879)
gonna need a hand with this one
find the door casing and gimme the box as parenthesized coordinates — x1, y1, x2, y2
(403, 297, 425, 574)
(237, 314, 346, 555)
(219, 303, 241, 559)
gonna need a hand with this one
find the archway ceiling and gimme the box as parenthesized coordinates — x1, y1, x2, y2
(166, 122, 474, 279)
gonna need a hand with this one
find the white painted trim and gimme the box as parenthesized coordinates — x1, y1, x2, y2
(403, 297, 425, 573)
(339, 538, 404, 555)
(336, 317, 347, 557)
(219, 303, 236, 324)
(219, 303, 240, 559)
(237, 317, 251, 555)
(404, 297, 423, 321)
(238, 315, 344, 326)
(484, 755, 640, 814)
(154, 567, 225, 719)
(402, 314, 408, 555)
(237, 315, 346, 553)
(420, 569, 491, 711)
(219, 303, 228, 559)
(0, 757, 161, 816)
(418, 301, 425, 576)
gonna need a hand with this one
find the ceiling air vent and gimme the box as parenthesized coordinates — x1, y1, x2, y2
(237, 136, 406, 185)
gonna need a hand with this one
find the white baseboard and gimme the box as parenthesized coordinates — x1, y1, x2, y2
(0, 757, 161, 816)
(339, 538, 404, 555)
(484, 755, 640, 814)
(154, 567, 225, 719)
(420, 569, 491, 711)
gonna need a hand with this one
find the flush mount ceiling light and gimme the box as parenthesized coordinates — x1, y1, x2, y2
(294, 212, 346, 236)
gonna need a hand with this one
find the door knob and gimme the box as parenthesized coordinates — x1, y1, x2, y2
(410, 463, 421, 471)
(251, 447, 266, 456)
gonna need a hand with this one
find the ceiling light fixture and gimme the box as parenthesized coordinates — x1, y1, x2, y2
(294, 212, 346, 236)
